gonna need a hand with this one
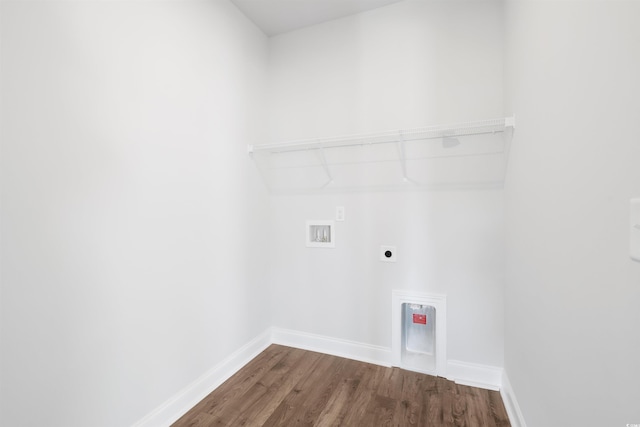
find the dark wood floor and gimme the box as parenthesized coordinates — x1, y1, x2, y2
(172, 344, 510, 427)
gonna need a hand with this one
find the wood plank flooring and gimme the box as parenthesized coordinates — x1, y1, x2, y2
(172, 345, 510, 427)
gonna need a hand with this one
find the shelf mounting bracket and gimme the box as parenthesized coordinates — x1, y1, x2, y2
(318, 142, 334, 188)
(396, 132, 408, 182)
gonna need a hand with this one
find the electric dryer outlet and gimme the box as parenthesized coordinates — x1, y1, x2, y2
(380, 246, 397, 262)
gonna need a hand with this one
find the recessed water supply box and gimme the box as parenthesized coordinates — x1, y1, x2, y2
(392, 291, 446, 376)
(306, 220, 335, 248)
(403, 303, 436, 372)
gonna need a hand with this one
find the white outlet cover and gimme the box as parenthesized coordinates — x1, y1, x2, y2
(380, 245, 397, 262)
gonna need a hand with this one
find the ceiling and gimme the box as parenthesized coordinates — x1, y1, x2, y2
(230, 0, 406, 36)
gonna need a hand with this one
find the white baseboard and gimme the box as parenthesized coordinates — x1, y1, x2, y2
(133, 327, 512, 426)
(445, 359, 503, 391)
(270, 327, 392, 367)
(131, 329, 272, 427)
(500, 370, 527, 427)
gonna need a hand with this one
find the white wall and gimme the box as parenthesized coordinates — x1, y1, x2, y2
(267, 1, 506, 367)
(0, 1, 269, 426)
(11, 1, 639, 426)
(504, 2, 640, 426)
(269, 0, 504, 139)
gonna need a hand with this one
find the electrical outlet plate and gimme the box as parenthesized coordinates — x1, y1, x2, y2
(380, 245, 397, 262)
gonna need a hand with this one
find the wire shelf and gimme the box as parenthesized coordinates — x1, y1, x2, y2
(249, 116, 515, 193)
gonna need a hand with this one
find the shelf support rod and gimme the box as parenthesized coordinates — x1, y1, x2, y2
(396, 132, 409, 183)
(318, 142, 334, 187)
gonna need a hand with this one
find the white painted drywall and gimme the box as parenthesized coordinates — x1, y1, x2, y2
(267, 1, 506, 367)
(230, 0, 406, 36)
(504, 2, 640, 426)
(269, 0, 504, 140)
(0, 1, 269, 426)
